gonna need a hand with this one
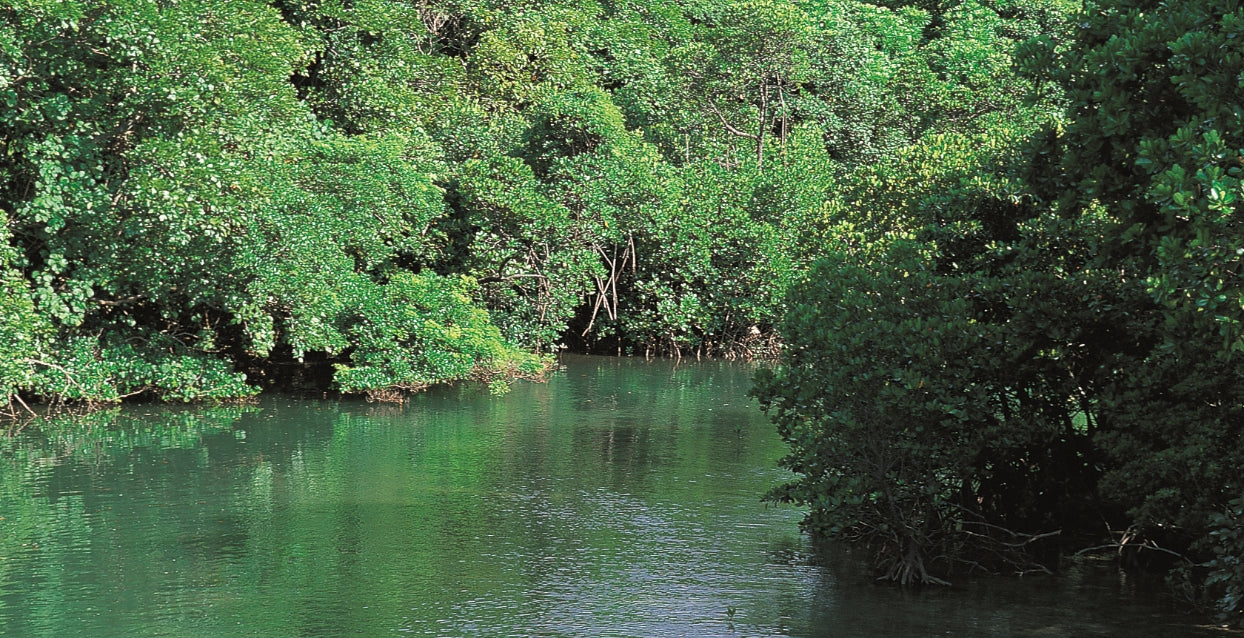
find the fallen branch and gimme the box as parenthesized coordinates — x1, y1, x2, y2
(1074, 540, 1194, 564)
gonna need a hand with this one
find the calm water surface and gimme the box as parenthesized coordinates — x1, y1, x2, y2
(0, 355, 1232, 637)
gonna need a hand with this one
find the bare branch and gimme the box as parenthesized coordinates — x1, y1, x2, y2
(707, 98, 759, 141)
(98, 294, 147, 307)
(11, 392, 37, 418)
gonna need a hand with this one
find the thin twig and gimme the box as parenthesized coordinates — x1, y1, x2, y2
(22, 358, 92, 399)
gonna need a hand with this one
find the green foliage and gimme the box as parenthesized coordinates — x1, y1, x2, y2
(334, 272, 544, 394)
(1021, 0, 1244, 615)
(1206, 498, 1244, 626)
(756, 239, 972, 581)
(284, 0, 469, 133)
(754, 123, 1099, 583)
(25, 334, 255, 403)
(447, 151, 594, 349)
(604, 157, 799, 355)
(0, 0, 538, 408)
(0, 211, 50, 407)
(467, 6, 596, 108)
(758, 0, 1244, 617)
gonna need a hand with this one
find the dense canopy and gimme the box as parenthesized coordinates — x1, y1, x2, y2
(0, 0, 1059, 405)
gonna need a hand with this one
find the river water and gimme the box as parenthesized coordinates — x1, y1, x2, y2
(0, 355, 1232, 637)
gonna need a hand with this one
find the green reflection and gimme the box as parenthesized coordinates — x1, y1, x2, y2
(0, 357, 1228, 637)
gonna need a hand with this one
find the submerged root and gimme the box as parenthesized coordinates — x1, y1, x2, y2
(365, 387, 414, 404)
(880, 546, 952, 586)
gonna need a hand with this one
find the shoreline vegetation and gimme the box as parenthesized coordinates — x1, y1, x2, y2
(1, 0, 1241, 627)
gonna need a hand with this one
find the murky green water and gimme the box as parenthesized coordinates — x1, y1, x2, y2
(0, 355, 1231, 637)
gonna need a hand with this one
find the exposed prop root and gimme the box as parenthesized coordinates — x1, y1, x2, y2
(880, 546, 952, 586)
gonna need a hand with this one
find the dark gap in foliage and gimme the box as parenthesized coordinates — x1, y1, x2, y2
(290, 53, 326, 105)
(237, 343, 338, 397)
(432, 181, 477, 276)
(436, 16, 481, 61)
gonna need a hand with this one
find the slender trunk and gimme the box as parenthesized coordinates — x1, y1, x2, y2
(757, 83, 768, 171)
(777, 81, 789, 161)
